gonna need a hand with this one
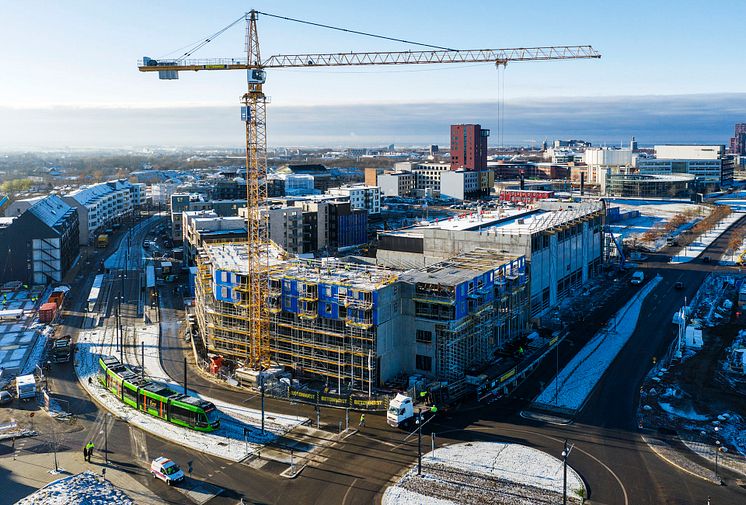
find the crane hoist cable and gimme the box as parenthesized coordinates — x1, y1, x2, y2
(256, 10, 456, 51)
(160, 13, 246, 61)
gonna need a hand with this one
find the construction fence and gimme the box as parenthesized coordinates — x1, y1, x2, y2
(262, 376, 390, 411)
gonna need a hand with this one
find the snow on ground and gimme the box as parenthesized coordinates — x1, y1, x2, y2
(75, 287, 306, 462)
(15, 471, 133, 505)
(136, 322, 305, 433)
(534, 276, 662, 412)
(658, 401, 709, 421)
(670, 212, 746, 263)
(382, 442, 585, 505)
(607, 199, 705, 245)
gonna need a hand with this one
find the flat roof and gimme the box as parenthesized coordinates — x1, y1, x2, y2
(385, 201, 603, 237)
(400, 248, 520, 286)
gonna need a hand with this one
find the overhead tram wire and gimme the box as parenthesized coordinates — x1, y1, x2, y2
(256, 10, 457, 51)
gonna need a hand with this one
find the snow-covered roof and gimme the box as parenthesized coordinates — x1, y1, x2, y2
(66, 183, 113, 205)
(27, 194, 74, 229)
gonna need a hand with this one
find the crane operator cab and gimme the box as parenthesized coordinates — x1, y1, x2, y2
(247, 68, 267, 84)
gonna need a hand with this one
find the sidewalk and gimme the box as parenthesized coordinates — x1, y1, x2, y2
(0, 449, 164, 505)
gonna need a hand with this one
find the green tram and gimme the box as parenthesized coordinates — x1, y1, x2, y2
(99, 356, 220, 432)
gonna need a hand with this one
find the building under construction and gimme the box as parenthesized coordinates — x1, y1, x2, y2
(400, 249, 528, 397)
(193, 242, 529, 396)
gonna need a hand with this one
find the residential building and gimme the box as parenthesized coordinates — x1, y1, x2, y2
(0, 195, 79, 285)
(440, 170, 480, 200)
(263, 206, 305, 255)
(170, 194, 244, 242)
(275, 164, 333, 192)
(499, 189, 555, 204)
(63, 180, 135, 245)
(182, 210, 247, 267)
(4, 196, 45, 217)
(378, 171, 416, 197)
(327, 184, 381, 215)
(730, 123, 746, 155)
(451, 124, 489, 172)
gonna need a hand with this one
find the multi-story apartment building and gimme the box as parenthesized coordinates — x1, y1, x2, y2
(327, 184, 381, 215)
(377, 171, 416, 197)
(63, 180, 135, 245)
(0, 195, 79, 284)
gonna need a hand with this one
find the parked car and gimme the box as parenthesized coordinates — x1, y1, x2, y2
(150, 457, 185, 485)
(630, 271, 645, 285)
(0, 390, 12, 406)
(703, 256, 711, 263)
(674, 281, 684, 290)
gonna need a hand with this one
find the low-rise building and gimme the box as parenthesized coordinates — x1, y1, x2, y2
(638, 145, 734, 187)
(182, 210, 247, 267)
(604, 173, 694, 198)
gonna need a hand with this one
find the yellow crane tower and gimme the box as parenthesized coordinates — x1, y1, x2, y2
(138, 10, 600, 370)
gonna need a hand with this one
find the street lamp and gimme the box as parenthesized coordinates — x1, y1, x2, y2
(416, 405, 438, 477)
(714, 425, 721, 484)
(561, 439, 573, 505)
(100, 413, 111, 465)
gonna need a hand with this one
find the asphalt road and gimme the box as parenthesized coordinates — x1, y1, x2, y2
(8, 212, 746, 505)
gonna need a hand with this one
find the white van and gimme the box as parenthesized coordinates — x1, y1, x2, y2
(630, 271, 645, 285)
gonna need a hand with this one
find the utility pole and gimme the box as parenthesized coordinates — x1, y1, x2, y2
(562, 439, 571, 505)
(260, 374, 265, 435)
(184, 357, 188, 395)
(416, 409, 424, 476)
(141, 341, 145, 380)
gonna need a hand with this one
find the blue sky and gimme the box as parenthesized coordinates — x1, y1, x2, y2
(1, 1, 745, 147)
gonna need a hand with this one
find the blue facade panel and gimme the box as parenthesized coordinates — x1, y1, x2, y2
(337, 212, 367, 248)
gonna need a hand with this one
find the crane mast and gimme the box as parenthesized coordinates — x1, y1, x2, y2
(242, 11, 270, 369)
(138, 10, 600, 371)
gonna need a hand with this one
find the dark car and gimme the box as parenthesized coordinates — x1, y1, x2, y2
(0, 390, 12, 405)
(703, 256, 711, 263)
(674, 281, 684, 290)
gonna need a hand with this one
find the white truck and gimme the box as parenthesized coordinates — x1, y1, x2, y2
(16, 374, 36, 401)
(387, 393, 415, 428)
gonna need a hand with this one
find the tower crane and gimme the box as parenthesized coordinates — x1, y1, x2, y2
(138, 10, 600, 370)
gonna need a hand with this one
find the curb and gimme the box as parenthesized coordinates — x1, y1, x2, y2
(641, 434, 718, 485)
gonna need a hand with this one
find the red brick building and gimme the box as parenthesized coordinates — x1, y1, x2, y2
(450, 124, 489, 171)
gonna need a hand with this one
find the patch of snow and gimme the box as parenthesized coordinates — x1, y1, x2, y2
(658, 401, 709, 421)
(15, 471, 133, 505)
(383, 442, 584, 505)
(670, 212, 745, 263)
(75, 269, 306, 462)
(534, 276, 662, 412)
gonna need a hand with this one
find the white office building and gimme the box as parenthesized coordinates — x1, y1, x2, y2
(638, 145, 733, 186)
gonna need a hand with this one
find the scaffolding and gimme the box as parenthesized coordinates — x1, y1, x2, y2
(404, 248, 529, 397)
(195, 242, 400, 392)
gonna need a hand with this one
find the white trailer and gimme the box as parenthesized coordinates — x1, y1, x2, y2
(16, 374, 36, 400)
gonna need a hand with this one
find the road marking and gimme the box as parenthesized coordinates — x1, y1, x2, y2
(129, 426, 149, 462)
(341, 477, 359, 505)
(433, 425, 629, 505)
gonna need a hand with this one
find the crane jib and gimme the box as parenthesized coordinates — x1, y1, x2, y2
(137, 46, 600, 73)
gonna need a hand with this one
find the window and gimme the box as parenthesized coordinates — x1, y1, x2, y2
(170, 404, 195, 425)
(123, 385, 138, 404)
(416, 329, 432, 344)
(416, 355, 432, 372)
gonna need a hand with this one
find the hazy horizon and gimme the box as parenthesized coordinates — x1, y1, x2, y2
(1, 92, 743, 151)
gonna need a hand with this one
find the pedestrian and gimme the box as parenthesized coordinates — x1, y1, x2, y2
(83, 443, 88, 462)
(359, 413, 365, 429)
(85, 441, 95, 462)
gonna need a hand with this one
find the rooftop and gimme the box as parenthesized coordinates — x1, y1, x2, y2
(400, 248, 520, 286)
(27, 195, 75, 229)
(385, 201, 603, 237)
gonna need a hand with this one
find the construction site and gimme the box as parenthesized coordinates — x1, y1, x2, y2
(193, 241, 529, 398)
